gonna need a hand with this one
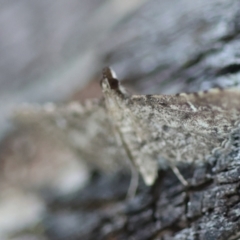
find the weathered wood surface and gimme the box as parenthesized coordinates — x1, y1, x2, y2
(45, 136, 240, 240)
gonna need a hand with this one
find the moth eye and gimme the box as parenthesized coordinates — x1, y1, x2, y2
(108, 78, 119, 90)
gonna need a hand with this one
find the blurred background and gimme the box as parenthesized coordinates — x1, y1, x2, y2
(0, 0, 148, 138)
(0, 0, 240, 239)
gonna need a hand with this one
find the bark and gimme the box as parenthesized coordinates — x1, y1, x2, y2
(45, 139, 240, 240)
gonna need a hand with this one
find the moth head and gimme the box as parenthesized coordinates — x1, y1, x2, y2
(100, 67, 120, 94)
(100, 67, 129, 99)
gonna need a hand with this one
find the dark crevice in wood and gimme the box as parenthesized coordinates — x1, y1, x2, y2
(216, 64, 240, 76)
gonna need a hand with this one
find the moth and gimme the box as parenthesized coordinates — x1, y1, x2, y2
(100, 67, 240, 187)
(14, 67, 240, 194)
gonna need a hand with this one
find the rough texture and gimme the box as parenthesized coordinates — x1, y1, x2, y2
(44, 137, 240, 240)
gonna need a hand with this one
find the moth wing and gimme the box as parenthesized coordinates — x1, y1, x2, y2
(126, 89, 240, 165)
(103, 97, 159, 185)
(130, 88, 240, 139)
(13, 100, 128, 172)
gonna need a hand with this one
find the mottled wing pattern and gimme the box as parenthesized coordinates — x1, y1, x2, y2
(14, 100, 128, 173)
(101, 67, 240, 185)
(129, 90, 240, 160)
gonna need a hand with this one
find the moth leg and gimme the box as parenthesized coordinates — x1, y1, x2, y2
(126, 160, 139, 199)
(113, 125, 139, 198)
(170, 164, 188, 187)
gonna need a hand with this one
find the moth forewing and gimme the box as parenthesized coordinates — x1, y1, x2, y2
(13, 100, 128, 174)
(101, 67, 240, 187)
